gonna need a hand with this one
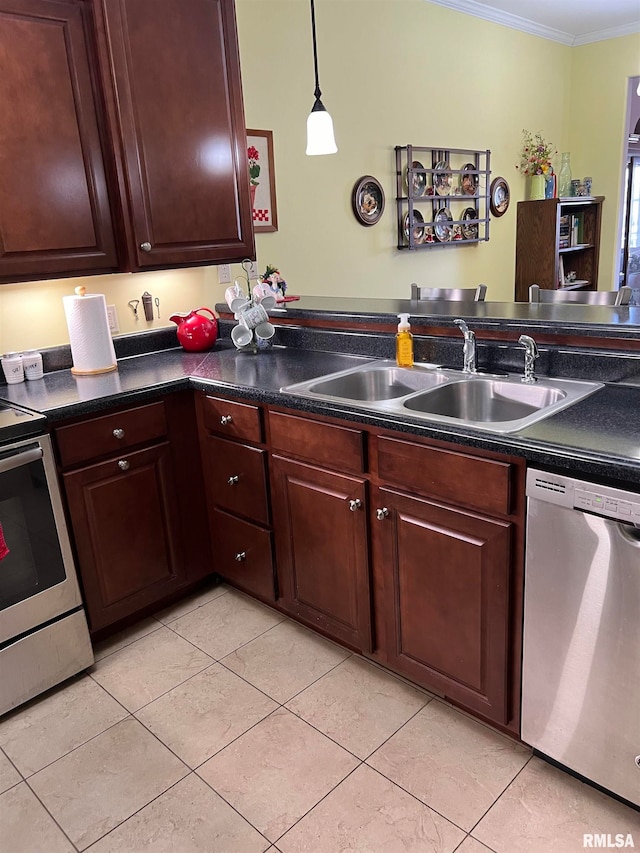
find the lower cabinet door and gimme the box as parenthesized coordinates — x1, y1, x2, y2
(211, 507, 275, 602)
(63, 442, 186, 631)
(374, 485, 512, 724)
(271, 455, 372, 651)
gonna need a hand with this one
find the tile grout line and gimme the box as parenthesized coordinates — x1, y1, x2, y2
(465, 752, 534, 841)
(23, 775, 85, 853)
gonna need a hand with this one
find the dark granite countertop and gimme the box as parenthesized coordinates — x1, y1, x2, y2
(0, 340, 638, 487)
(218, 296, 640, 341)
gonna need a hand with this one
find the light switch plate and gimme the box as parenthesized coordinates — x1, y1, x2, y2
(106, 304, 119, 333)
(218, 264, 232, 284)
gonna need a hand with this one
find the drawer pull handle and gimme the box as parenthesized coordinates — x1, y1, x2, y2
(118, 459, 130, 471)
(235, 551, 246, 562)
(227, 475, 239, 485)
(376, 507, 389, 520)
(220, 415, 233, 425)
(113, 428, 125, 439)
(349, 499, 363, 512)
(140, 241, 152, 252)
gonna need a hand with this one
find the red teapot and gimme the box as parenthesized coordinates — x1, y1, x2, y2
(170, 307, 218, 352)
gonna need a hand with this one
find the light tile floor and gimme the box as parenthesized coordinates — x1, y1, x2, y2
(1, 582, 638, 852)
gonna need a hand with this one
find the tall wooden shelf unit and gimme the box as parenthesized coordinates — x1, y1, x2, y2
(514, 196, 604, 302)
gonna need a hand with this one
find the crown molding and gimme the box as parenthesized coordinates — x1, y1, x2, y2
(424, 0, 640, 46)
(572, 21, 640, 46)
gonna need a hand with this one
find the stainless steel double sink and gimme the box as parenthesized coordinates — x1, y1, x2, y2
(281, 361, 603, 433)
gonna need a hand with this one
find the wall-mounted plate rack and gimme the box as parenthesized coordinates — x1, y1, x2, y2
(395, 145, 491, 249)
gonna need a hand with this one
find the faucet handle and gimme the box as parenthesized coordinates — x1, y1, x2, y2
(518, 334, 539, 383)
(454, 318, 470, 335)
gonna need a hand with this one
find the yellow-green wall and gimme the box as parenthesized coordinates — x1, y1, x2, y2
(568, 34, 640, 288)
(0, 0, 638, 353)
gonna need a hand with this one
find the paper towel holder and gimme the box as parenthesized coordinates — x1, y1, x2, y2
(65, 286, 118, 376)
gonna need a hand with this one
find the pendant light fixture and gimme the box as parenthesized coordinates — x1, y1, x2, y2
(306, 0, 337, 156)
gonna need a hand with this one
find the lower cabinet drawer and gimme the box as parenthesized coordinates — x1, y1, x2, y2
(204, 434, 269, 524)
(211, 508, 275, 601)
(376, 434, 512, 515)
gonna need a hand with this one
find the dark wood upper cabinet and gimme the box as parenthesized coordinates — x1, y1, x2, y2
(93, 0, 255, 270)
(0, 0, 253, 283)
(0, 0, 119, 281)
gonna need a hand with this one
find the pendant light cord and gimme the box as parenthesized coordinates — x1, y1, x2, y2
(310, 0, 322, 102)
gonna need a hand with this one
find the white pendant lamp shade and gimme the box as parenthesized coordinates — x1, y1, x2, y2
(306, 101, 337, 155)
(306, 0, 337, 156)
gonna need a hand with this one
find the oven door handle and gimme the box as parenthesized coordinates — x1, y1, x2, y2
(0, 446, 43, 474)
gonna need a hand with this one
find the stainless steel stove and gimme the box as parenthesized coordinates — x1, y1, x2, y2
(0, 401, 93, 715)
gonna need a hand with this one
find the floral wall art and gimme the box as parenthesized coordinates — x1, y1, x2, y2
(246, 129, 278, 233)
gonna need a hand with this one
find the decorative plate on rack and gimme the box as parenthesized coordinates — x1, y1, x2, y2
(434, 160, 452, 196)
(403, 210, 425, 244)
(490, 176, 510, 217)
(461, 206, 478, 239)
(433, 207, 453, 242)
(405, 161, 427, 197)
(461, 163, 479, 196)
(352, 175, 385, 226)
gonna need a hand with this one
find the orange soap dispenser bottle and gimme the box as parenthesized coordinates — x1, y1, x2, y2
(396, 313, 414, 367)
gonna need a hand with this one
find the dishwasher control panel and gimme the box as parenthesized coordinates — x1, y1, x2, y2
(527, 469, 640, 523)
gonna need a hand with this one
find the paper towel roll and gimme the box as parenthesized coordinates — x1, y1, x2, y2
(63, 293, 117, 375)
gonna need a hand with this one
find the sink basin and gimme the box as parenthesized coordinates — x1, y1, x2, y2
(403, 379, 566, 423)
(281, 360, 603, 434)
(307, 365, 448, 401)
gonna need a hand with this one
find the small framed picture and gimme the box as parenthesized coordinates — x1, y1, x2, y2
(246, 129, 278, 232)
(490, 177, 510, 217)
(352, 176, 385, 226)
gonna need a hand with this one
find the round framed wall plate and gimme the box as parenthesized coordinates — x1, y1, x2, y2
(461, 206, 478, 239)
(352, 175, 385, 226)
(403, 209, 425, 244)
(490, 176, 510, 217)
(433, 207, 453, 242)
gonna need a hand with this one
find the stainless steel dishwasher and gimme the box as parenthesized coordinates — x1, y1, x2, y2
(522, 468, 640, 808)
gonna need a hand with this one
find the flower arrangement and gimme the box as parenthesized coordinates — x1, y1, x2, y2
(260, 264, 286, 297)
(516, 129, 556, 176)
(248, 145, 260, 186)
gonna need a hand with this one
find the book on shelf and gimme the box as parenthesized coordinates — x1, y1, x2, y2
(558, 212, 584, 249)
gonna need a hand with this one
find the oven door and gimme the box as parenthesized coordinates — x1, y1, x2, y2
(0, 434, 83, 644)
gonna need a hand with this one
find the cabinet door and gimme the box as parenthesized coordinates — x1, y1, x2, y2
(271, 455, 371, 651)
(374, 486, 512, 724)
(63, 442, 186, 631)
(0, 0, 118, 281)
(94, 0, 255, 269)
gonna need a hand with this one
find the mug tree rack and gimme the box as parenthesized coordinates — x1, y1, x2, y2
(395, 145, 491, 250)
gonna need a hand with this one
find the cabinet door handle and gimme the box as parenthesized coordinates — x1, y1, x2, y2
(118, 459, 130, 471)
(349, 499, 363, 512)
(376, 507, 389, 520)
(140, 242, 152, 252)
(234, 551, 246, 562)
(113, 428, 125, 439)
(220, 415, 233, 425)
(227, 475, 239, 485)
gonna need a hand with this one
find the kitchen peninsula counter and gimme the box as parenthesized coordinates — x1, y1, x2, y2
(1, 335, 639, 487)
(218, 295, 640, 346)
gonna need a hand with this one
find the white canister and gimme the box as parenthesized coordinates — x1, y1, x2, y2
(22, 350, 44, 380)
(1, 352, 25, 384)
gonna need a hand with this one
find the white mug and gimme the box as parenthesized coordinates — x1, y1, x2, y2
(2, 352, 25, 384)
(252, 283, 276, 311)
(230, 324, 253, 349)
(238, 302, 269, 330)
(225, 282, 250, 313)
(254, 321, 275, 341)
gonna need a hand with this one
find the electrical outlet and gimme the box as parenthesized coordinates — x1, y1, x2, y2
(218, 264, 232, 284)
(246, 260, 259, 280)
(106, 304, 119, 333)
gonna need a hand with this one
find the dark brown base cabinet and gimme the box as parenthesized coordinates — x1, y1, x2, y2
(54, 393, 211, 632)
(271, 455, 372, 652)
(196, 394, 276, 603)
(373, 486, 512, 725)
